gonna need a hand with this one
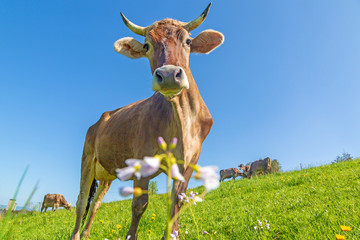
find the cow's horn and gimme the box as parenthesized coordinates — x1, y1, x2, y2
(120, 13, 147, 36)
(183, 2, 212, 31)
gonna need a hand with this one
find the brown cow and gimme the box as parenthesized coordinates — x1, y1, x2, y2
(239, 157, 272, 178)
(220, 168, 245, 182)
(41, 194, 72, 212)
(71, 3, 224, 240)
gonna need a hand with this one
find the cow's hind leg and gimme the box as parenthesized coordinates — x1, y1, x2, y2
(80, 180, 112, 238)
(127, 178, 150, 240)
(71, 155, 96, 240)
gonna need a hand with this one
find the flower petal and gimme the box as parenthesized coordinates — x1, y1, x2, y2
(203, 176, 219, 191)
(171, 164, 185, 182)
(116, 167, 135, 181)
(140, 157, 160, 178)
(134, 171, 141, 180)
(125, 159, 142, 167)
(119, 186, 134, 196)
(200, 166, 218, 177)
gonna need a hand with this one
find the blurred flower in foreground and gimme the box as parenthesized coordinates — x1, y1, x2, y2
(169, 137, 177, 149)
(158, 137, 167, 150)
(171, 164, 185, 182)
(178, 193, 187, 202)
(194, 165, 219, 191)
(193, 196, 203, 205)
(170, 230, 178, 240)
(116, 156, 160, 181)
(116, 159, 142, 180)
(119, 187, 143, 197)
(340, 225, 352, 231)
(178, 192, 203, 205)
(141, 157, 160, 177)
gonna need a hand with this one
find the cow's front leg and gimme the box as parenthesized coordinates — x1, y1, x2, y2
(126, 178, 150, 240)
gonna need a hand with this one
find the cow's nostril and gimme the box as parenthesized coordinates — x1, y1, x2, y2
(156, 71, 163, 84)
(175, 68, 182, 81)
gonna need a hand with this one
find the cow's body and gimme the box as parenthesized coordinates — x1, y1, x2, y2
(71, 4, 224, 240)
(239, 157, 272, 178)
(41, 194, 72, 212)
(220, 168, 245, 182)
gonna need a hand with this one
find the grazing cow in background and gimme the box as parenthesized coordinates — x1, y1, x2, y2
(220, 168, 245, 182)
(239, 164, 251, 173)
(41, 194, 72, 212)
(238, 165, 251, 179)
(239, 157, 272, 178)
(71, 3, 224, 240)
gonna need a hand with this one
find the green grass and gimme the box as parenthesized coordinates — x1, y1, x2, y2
(1, 159, 360, 239)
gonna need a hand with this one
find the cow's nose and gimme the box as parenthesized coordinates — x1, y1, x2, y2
(152, 65, 189, 93)
(154, 67, 183, 85)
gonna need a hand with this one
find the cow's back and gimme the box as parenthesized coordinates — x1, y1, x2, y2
(251, 160, 265, 170)
(43, 194, 57, 207)
(220, 168, 236, 177)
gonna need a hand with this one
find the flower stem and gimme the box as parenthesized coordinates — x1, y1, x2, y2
(189, 206, 200, 240)
(168, 190, 207, 228)
(166, 153, 172, 240)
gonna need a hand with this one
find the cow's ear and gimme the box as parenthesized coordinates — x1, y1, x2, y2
(191, 30, 224, 54)
(114, 37, 146, 59)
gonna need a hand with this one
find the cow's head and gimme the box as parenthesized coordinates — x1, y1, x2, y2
(238, 164, 245, 171)
(64, 203, 72, 210)
(114, 3, 224, 99)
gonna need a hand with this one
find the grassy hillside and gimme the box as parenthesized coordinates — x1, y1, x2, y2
(1, 159, 359, 239)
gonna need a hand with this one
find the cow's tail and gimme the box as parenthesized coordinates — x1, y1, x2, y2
(81, 179, 98, 227)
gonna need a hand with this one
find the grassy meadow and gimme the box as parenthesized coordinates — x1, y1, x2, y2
(1, 159, 359, 239)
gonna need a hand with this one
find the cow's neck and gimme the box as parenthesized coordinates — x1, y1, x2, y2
(148, 69, 211, 163)
(168, 69, 211, 164)
(171, 70, 203, 122)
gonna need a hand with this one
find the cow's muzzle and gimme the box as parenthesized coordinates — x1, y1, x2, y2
(152, 65, 189, 98)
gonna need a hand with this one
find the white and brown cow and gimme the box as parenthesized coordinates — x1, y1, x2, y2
(41, 194, 72, 212)
(219, 168, 245, 182)
(71, 3, 224, 240)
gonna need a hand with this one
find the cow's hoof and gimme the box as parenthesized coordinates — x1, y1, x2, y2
(70, 233, 80, 240)
(80, 231, 90, 239)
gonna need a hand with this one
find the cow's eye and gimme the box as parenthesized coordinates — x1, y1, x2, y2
(185, 39, 192, 46)
(143, 43, 150, 52)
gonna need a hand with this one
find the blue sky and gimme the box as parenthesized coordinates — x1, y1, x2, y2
(1, 0, 359, 207)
